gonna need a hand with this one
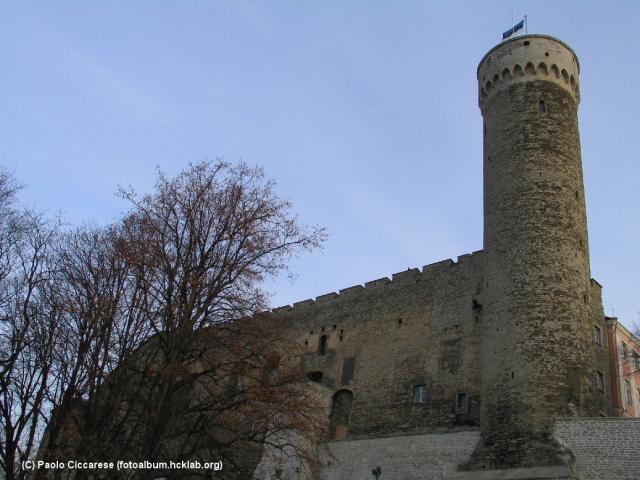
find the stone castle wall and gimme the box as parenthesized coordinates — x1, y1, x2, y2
(554, 418, 640, 480)
(295, 418, 640, 480)
(271, 247, 612, 446)
(276, 251, 485, 437)
(589, 280, 613, 417)
(319, 430, 480, 480)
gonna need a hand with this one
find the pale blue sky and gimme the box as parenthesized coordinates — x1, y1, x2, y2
(1, 2, 638, 328)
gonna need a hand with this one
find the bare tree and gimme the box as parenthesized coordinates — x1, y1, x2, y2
(39, 161, 326, 479)
(0, 171, 61, 480)
(39, 224, 151, 471)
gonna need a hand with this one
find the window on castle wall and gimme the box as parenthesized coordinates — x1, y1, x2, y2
(596, 370, 604, 392)
(330, 390, 353, 440)
(594, 325, 602, 346)
(233, 377, 244, 402)
(625, 379, 633, 405)
(634, 352, 640, 370)
(413, 385, 427, 404)
(456, 392, 469, 413)
(341, 357, 356, 385)
(539, 100, 546, 112)
(319, 335, 327, 355)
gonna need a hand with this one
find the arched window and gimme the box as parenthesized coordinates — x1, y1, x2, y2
(330, 389, 353, 440)
(319, 335, 328, 355)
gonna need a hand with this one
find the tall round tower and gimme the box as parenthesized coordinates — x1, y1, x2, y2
(477, 35, 594, 468)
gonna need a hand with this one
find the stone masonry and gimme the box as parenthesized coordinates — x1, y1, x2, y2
(311, 418, 640, 480)
(554, 418, 640, 479)
(474, 35, 601, 469)
(277, 252, 485, 438)
(319, 431, 481, 480)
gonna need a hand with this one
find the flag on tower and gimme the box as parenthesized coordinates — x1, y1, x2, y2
(502, 19, 525, 40)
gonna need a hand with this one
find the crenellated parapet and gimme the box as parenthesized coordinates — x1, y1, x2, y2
(477, 35, 580, 110)
(271, 250, 483, 314)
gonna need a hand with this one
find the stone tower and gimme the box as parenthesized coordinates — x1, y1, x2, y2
(476, 35, 594, 469)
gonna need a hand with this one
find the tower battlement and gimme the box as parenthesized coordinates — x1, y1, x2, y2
(477, 35, 580, 109)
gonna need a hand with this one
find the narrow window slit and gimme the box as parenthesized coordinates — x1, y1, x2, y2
(319, 335, 327, 355)
(539, 100, 546, 112)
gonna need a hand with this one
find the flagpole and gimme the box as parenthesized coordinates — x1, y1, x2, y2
(525, 15, 528, 35)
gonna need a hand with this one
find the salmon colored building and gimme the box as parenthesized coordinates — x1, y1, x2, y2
(606, 317, 640, 417)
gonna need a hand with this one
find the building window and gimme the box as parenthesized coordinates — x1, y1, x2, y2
(596, 370, 604, 393)
(634, 352, 640, 371)
(413, 385, 427, 404)
(625, 379, 633, 405)
(233, 377, 244, 402)
(456, 392, 469, 413)
(622, 341, 629, 359)
(539, 99, 546, 112)
(330, 390, 353, 440)
(307, 371, 323, 383)
(341, 357, 356, 385)
(594, 325, 602, 346)
(318, 335, 328, 355)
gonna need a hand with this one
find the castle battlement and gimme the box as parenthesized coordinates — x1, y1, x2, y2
(478, 35, 580, 109)
(272, 250, 484, 314)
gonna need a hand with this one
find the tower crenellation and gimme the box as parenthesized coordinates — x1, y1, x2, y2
(478, 35, 580, 109)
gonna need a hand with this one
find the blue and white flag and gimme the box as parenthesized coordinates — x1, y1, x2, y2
(502, 19, 524, 40)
